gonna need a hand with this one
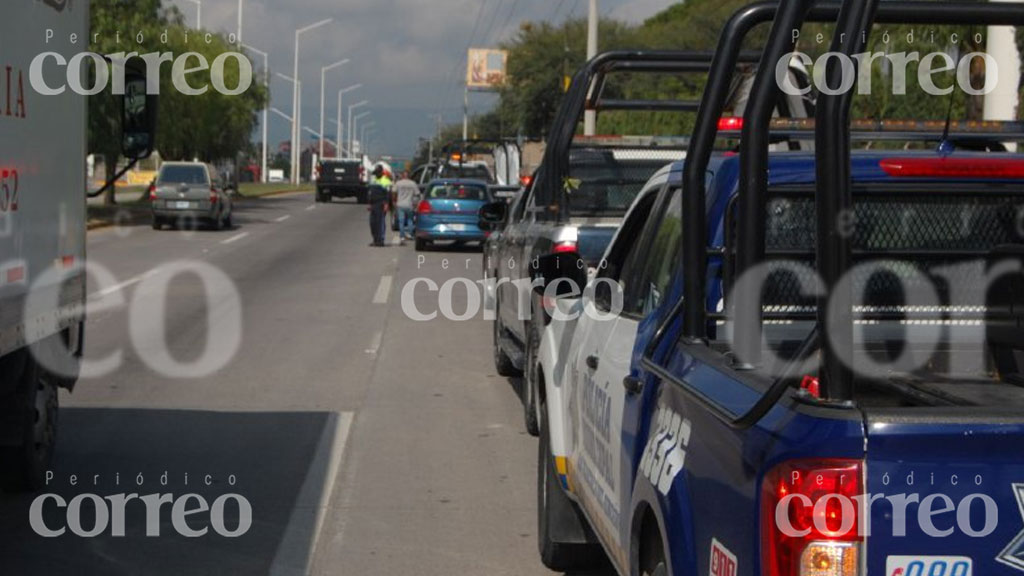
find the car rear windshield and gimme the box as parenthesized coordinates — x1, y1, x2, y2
(568, 150, 673, 216)
(159, 165, 209, 185)
(428, 184, 488, 201)
(446, 165, 493, 181)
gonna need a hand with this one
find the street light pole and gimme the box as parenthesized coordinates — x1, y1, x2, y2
(276, 73, 301, 182)
(336, 84, 362, 157)
(292, 18, 332, 185)
(237, 0, 243, 44)
(360, 121, 376, 155)
(347, 100, 369, 158)
(186, 0, 201, 28)
(319, 59, 349, 160)
(243, 44, 268, 182)
(352, 111, 371, 156)
(584, 0, 598, 135)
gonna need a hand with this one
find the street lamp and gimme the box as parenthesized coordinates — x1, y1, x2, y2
(336, 84, 361, 157)
(352, 111, 371, 156)
(185, 0, 201, 28)
(270, 107, 293, 122)
(360, 121, 376, 156)
(319, 59, 349, 160)
(276, 73, 301, 180)
(304, 127, 337, 150)
(363, 126, 378, 157)
(237, 0, 244, 44)
(242, 44, 268, 182)
(347, 100, 369, 158)
(291, 18, 333, 184)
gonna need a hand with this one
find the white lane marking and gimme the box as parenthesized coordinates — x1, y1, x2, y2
(306, 205, 317, 211)
(88, 267, 161, 300)
(269, 412, 354, 576)
(372, 275, 393, 305)
(274, 215, 292, 223)
(221, 232, 250, 245)
(364, 330, 383, 355)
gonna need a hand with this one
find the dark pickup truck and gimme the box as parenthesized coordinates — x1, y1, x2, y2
(316, 157, 367, 204)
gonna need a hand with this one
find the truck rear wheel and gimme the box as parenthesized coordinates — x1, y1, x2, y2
(523, 325, 540, 436)
(538, 407, 605, 571)
(0, 352, 58, 492)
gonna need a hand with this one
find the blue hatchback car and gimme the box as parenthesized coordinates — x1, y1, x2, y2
(414, 179, 493, 251)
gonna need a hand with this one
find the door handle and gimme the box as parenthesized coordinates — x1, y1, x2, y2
(586, 356, 599, 371)
(623, 376, 644, 395)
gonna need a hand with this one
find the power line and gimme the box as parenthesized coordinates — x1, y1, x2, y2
(435, 1, 488, 114)
(479, 0, 506, 45)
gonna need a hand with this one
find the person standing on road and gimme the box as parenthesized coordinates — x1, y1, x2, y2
(393, 171, 419, 246)
(376, 167, 393, 243)
(368, 166, 391, 247)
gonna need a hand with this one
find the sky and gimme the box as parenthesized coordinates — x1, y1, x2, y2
(165, 0, 677, 159)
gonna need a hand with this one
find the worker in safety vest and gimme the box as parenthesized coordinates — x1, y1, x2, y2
(368, 166, 392, 246)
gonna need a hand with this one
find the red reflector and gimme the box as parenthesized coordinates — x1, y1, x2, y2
(148, 184, 157, 201)
(552, 241, 578, 254)
(800, 375, 821, 399)
(417, 200, 432, 214)
(718, 117, 744, 131)
(762, 460, 863, 576)
(880, 157, 1024, 178)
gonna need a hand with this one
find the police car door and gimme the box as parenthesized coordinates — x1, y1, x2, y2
(568, 185, 669, 554)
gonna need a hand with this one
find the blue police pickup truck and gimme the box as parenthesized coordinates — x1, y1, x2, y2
(530, 2, 1024, 576)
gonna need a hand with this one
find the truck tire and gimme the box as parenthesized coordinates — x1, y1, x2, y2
(315, 188, 325, 203)
(152, 217, 163, 230)
(538, 408, 605, 571)
(523, 324, 540, 436)
(0, 352, 58, 492)
(357, 190, 368, 204)
(493, 300, 520, 377)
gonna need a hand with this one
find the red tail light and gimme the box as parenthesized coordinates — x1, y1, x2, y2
(417, 200, 432, 214)
(880, 157, 1024, 178)
(520, 174, 533, 187)
(552, 241, 578, 255)
(148, 184, 157, 201)
(761, 459, 863, 576)
(718, 116, 744, 131)
(209, 188, 218, 203)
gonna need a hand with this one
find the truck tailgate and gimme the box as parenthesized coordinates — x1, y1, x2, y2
(864, 414, 1024, 575)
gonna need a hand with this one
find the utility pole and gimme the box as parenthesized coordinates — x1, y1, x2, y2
(463, 86, 469, 142)
(337, 84, 362, 157)
(237, 0, 243, 44)
(584, 0, 598, 135)
(985, 0, 1022, 151)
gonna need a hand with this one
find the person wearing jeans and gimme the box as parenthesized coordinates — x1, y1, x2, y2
(393, 172, 420, 246)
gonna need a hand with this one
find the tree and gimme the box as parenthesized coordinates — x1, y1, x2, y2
(88, 1, 267, 204)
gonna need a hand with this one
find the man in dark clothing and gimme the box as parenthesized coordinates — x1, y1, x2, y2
(368, 166, 390, 247)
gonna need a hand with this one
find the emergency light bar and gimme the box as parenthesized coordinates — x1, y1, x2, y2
(716, 117, 1024, 140)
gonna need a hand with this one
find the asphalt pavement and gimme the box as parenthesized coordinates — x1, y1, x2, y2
(0, 192, 613, 576)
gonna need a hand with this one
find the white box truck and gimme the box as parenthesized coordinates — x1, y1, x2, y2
(0, 1, 156, 490)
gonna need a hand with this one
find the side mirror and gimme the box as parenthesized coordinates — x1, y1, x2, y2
(531, 252, 587, 299)
(121, 70, 157, 160)
(478, 201, 508, 232)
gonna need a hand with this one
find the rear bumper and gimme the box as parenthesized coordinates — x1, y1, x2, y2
(415, 224, 487, 242)
(152, 206, 218, 222)
(318, 184, 366, 197)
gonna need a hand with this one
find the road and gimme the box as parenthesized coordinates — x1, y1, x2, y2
(0, 192, 613, 575)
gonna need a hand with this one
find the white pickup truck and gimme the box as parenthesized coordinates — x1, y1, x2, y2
(0, 2, 156, 490)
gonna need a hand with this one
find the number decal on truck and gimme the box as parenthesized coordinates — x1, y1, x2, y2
(0, 169, 19, 213)
(639, 405, 690, 496)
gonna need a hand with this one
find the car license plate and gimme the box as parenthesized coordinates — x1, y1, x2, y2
(174, 201, 192, 209)
(886, 556, 972, 576)
(334, 168, 346, 174)
(448, 223, 467, 231)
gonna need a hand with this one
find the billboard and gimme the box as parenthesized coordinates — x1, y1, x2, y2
(467, 49, 508, 91)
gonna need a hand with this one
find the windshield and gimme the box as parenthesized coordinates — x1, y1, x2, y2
(159, 165, 209, 185)
(428, 184, 488, 201)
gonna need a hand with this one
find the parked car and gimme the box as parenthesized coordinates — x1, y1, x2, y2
(316, 157, 368, 203)
(414, 179, 493, 251)
(151, 162, 233, 230)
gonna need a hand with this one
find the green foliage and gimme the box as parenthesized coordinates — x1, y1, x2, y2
(88, 0, 267, 203)
(452, 0, 1011, 145)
